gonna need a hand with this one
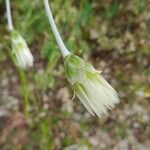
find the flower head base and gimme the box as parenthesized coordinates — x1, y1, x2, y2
(10, 30, 34, 69)
(64, 54, 120, 117)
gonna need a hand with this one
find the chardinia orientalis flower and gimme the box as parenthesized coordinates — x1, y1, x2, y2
(10, 29, 34, 69)
(64, 54, 120, 117)
(44, 0, 120, 117)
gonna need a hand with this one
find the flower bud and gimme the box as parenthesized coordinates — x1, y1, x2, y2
(10, 29, 34, 69)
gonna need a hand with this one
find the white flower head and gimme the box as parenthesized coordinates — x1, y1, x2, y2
(10, 29, 34, 69)
(64, 54, 120, 117)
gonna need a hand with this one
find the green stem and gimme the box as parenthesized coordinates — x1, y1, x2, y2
(18, 69, 30, 118)
(8, 50, 30, 118)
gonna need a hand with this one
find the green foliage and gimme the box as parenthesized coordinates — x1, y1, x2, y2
(102, 0, 119, 19)
(35, 72, 55, 91)
(62, 137, 74, 147)
(132, 0, 149, 15)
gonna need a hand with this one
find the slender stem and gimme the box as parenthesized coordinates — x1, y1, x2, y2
(5, 0, 13, 31)
(19, 69, 30, 118)
(44, 0, 70, 58)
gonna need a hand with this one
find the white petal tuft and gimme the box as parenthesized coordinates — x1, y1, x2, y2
(11, 30, 34, 69)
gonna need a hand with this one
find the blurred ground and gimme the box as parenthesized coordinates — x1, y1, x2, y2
(0, 0, 150, 150)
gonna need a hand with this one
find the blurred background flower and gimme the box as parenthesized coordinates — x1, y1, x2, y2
(10, 29, 34, 69)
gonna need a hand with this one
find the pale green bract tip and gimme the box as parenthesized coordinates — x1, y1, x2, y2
(64, 54, 120, 117)
(10, 29, 34, 69)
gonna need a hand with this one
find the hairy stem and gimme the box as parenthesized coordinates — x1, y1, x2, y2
(44, 0, 70, 58)
(5, 0, 13, 31)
